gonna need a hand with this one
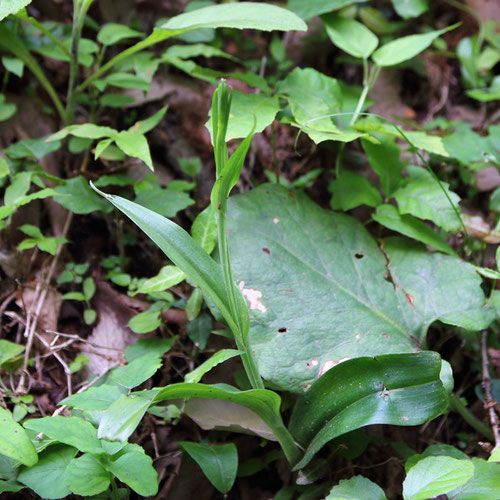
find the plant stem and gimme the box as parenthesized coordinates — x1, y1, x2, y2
(449, 392, 494, 441)
(66, 0, 92, 124)
(20, 14, 72, 59)
(77, 29, 178, 93)
(217, 198, 264, 390)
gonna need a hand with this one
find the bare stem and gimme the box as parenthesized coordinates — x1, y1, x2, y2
(481, 331, 500, 446)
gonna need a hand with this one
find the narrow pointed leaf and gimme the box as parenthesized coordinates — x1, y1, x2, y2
(290, 352, 448, 470)
(91, 184, 246, 340)
(372, 24, 459, 67)
(185, 349, 241, 383)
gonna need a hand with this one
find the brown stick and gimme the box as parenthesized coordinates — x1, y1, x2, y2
(481, 331, 500, 446)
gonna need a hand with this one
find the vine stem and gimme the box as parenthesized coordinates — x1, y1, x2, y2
(66, 0, 94, 124)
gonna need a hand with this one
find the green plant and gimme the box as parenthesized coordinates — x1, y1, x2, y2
(2, 1, 500, 498)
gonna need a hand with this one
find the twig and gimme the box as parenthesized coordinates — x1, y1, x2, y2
(481, 331, 500, 446)
(34, 332, 72, 396)
(16, 212, 73, 394)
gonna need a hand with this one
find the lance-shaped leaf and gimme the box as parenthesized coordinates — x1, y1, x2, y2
(91, 184, 247, 342)
(372, 24, 459, 67)
(290, 352, 448, 470)
(152, 383, 301, 465)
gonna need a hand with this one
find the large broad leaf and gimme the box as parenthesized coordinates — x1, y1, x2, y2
(226, 184, 491, 392)
(92, 185, 248, 344)
(0, 407, 37, 466)
(0, 1, 31, 21)
(161, 2, 307, 32)
(391, 0, 429, 19)
(289, 352, 448, 469)
(178, 442, 237, 494)
(287, 0, 367, 21)
(152, 383, 300, 465)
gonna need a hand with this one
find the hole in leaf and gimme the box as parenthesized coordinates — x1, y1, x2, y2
(262, 247, 271, 255)
(355, 252, 364, 259)
(277, 327, 288, 334)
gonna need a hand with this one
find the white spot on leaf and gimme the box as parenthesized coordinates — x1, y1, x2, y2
(273, 218, 280, 224)
(238, 281, 267, 313)
(319, 357, 351, 376)
(311, 359, 318, 367)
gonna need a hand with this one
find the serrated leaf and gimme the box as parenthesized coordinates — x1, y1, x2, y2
(226, 184, 491, 392)
(403, 456, 474, 500)
(24, 416, 103, 455)
(178, 442, 237, 494)
(17, 444, 77, 499)
(322, 13, 378, 59)
(0, 407, 37, 466)
(372, 24, 458, 66)
(64, 453, 111, 496)
(326, 475, 387, 500)
(161, 2, 307, 32)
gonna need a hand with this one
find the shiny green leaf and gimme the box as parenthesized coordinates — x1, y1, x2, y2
(0, 407, 37, 466)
